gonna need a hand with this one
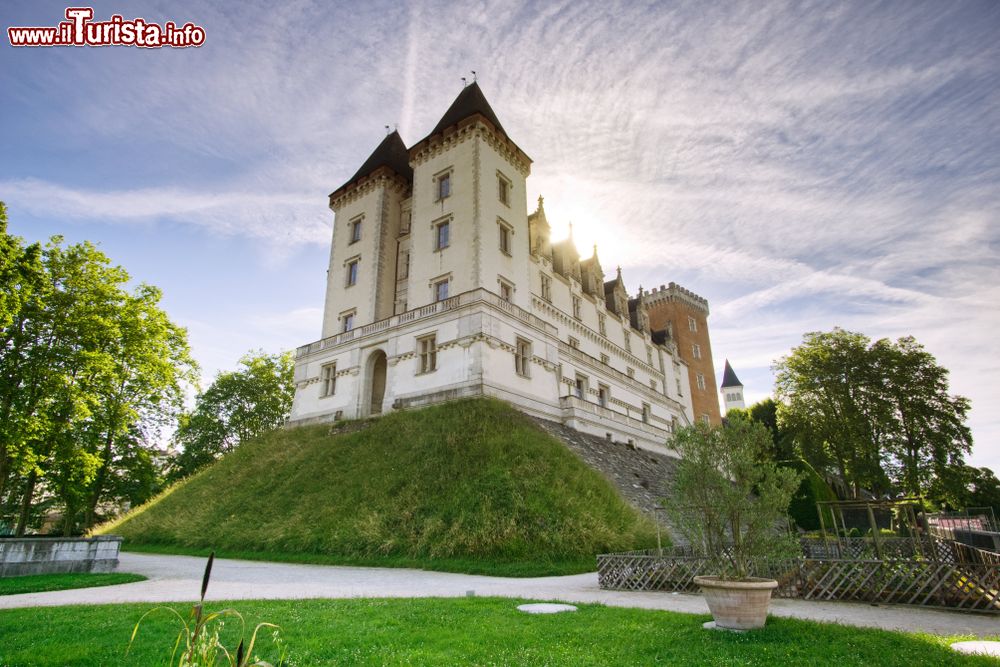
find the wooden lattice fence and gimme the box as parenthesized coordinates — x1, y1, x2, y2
(597, 538, 1000, 613)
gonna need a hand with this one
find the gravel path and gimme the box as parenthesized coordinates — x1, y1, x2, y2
(1, 553, 996, 638)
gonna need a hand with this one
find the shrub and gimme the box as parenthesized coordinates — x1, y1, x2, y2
(666, 419, 802, 579)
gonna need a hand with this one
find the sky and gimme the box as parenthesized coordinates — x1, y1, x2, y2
(2, 0, 998, 471)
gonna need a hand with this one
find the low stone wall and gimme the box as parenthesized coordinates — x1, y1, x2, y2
(0, 535, 122, 577)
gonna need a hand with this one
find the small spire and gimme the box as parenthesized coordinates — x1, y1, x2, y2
(537, 194, 544, 209)
(592, 243, 598, 258)
(568, 221, 574, 239)
(461, 76, 467, 87)
(616, 266, 622, 280)
(471, 70, 477, 82)
(384, 125, 391, 136)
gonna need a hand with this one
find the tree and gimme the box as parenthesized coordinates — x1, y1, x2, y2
(666, 418, 802, 579)
(0, 205, 196, 534)
(774, 328, 972, 502)
(168, 351, 294, 480)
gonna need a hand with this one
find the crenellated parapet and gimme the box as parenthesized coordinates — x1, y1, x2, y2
(643, 282, 710, 315)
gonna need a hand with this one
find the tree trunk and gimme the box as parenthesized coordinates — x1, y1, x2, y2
(15, 469, 37, 536)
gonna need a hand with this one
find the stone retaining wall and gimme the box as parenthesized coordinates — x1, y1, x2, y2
(0, 536, 122, 577)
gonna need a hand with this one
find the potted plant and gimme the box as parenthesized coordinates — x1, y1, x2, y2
(667, 417, 802, 630)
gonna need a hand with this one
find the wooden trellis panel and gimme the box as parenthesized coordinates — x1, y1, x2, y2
(597, 540, 1000, 613)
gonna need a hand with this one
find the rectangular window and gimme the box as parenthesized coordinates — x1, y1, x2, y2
(701, 414, 711, 425)
(600, 353, 610, 365)
(437, 171, 451, 200)
(624, 332, 631, 354)
(498, 173, 511, 206)
(499, 280, 513, 302)
(341, 311, 355, 332)
(350, 219, 362, 244)
(696, 372, 706, 391)
(541, 274, 552, 302)
(498, 221, 512, 255)
(676, 377, 683, 396)
(568, 336, 579, 349)
(400, 210, 412, 235)
(642, 403, 651, 424)
(399, 252, 410, 279)
(688, 316, 698, 332)
(418, 334, 437, 373)
(647, 346, 653, 365)
(692, 343, 702, 359)
(320, 363, 337, 397)
(515, 338, 531, 377)
(434, 279, 449, 302)
(598, 384, 609, 408)
(574, 375, 587, 399)
(346, 259, 359, 286)
(572, 296, 581, 320)
(598, 314, 607, 336)
(435, 220, 450, 250)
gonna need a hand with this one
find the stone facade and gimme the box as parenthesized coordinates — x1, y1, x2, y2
(643, 283, 722, 425)
(289, 84, 703, 454)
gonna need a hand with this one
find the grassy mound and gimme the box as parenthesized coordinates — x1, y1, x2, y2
(99, 398, 658, 575)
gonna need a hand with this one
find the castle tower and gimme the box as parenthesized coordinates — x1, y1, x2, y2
(323, 130, 412, 336)
(406, 82, 533, 310)
(643, 283, 721, 425)
(289, 83, 697, 451)
(720, 360, 745, 414)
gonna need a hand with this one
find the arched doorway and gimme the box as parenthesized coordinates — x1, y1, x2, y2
(368, 350, 387, 415)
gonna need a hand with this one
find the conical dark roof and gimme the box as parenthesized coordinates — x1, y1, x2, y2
(430, 82, 506, 137)
(720, 360, 743, 388)
(332, 131, 412, 197)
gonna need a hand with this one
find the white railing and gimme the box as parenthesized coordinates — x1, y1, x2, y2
(297, 288, 557, 358)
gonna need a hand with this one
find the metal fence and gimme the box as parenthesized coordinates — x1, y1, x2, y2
(597, 537, 1000, 613)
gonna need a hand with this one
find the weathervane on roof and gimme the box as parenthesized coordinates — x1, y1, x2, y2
(461, 77, 467, 87)
(471, 70, 477, 82)
(384, 125, 391, 135)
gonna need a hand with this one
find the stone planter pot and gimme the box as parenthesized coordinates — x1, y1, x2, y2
(693, 575, 778, 630)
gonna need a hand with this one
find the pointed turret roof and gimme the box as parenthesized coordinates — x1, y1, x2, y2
(430, 81, 507, 138)
(330, 130, 413, 199)
(720, 360, 743, 388)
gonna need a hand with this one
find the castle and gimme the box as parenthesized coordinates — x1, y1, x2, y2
(288, 83, 720, 452)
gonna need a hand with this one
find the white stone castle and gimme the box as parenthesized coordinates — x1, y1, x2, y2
(288, 83, 696, 452)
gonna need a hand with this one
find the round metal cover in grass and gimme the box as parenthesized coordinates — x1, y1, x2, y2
(517, 603, 578, 614)
(951, 641, 1000, 657)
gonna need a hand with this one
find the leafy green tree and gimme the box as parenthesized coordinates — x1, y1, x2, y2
(666, 417, 802, 578)
(169, 351, 294, 480)
(0, 206, 195, 534)
(874, 336, 972, 498)
(774, 328, 972, 502)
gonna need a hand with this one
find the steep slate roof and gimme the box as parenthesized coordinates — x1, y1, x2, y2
(720, 360, 743, 388)
(331, 130, 413, 197)
(429, 81, 507, 138)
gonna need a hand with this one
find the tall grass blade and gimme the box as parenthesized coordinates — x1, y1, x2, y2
(201, 550, 215, 601)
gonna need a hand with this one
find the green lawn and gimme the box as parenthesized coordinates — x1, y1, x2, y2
(99, 399, 658, 577)
(0, 597, 993, 666)
(0, 572, 146, 596)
